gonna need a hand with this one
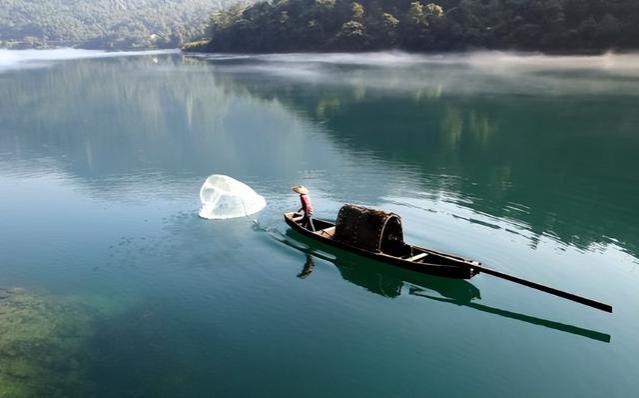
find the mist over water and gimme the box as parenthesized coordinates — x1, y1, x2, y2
(0, 48, 178, 72)
(195, 49, 639, 70)
(4, 48, 639, 94)
(194, 50, 639, 95)
(1, 50, 638, 397)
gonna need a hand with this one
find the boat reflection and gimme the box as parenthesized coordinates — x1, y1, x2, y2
(277, 229, 610, 343)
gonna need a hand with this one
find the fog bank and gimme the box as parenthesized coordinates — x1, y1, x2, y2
(194, 51, 639, 96)
(0, 48, 179, 72)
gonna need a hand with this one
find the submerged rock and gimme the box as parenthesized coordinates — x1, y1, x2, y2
(0, 288, 95, 397)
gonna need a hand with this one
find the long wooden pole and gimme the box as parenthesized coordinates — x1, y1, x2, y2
(469, 263, 613, 313)
(285, 214, 613, 313)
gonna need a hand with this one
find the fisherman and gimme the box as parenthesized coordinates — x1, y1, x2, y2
(292, 185, 315, 231)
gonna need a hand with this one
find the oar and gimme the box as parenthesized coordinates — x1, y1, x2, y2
(466, 262, 613, 313)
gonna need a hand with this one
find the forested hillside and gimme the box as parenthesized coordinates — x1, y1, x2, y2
(192, 0, 639, 53)
(0, 0, 244, 49)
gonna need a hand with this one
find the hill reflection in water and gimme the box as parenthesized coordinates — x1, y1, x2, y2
(193, 52, 639, 260)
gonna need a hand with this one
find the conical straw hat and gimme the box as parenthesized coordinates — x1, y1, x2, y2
(291, 185, 309, 195)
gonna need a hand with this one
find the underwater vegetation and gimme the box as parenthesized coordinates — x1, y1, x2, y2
(0, 287, 95, 398)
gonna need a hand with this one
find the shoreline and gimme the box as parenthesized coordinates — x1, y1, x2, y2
(3, 40, 637, 57)
(182, 45, 638, 57)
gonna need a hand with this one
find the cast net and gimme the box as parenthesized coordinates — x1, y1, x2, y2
(198, 175, 266, 220)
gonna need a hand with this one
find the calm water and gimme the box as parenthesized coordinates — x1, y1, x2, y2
(1, 50, 638, 397)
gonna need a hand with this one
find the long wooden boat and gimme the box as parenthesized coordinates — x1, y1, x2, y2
(284, 205, 613, 313)
(284, 212, 480, 279)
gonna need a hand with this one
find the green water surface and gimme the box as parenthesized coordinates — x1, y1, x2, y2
(0, 50, 638, 397)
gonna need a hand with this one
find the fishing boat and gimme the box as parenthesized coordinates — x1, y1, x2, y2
(284, 205, 480, 279)
(284, 204, 613, 313)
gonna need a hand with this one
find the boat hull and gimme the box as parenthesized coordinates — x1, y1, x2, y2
(284, 212, 479, 280)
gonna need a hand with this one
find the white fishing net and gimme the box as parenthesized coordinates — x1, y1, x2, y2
(199, 175, 267, 220)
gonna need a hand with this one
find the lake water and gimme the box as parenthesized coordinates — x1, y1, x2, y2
(1, 49, 638, 397)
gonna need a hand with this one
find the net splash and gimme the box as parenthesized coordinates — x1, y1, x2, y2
(198, 175, 267, 220)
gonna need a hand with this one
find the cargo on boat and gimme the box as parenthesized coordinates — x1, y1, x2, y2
(284, 204, 481, 279)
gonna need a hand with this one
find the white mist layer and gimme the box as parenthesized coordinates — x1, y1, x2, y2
(223, 51, 639, 74)
(0, 48, 179, 73)
(194, 50, 639, 96)
(198, 175, 266, 220)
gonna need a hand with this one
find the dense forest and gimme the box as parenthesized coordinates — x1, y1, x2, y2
(0, 0, 244, 49)
(190, 0, 639, 53)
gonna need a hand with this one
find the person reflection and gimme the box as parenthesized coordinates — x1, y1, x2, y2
(297, 254, 315, 279)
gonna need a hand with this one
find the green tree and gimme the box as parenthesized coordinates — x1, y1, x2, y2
(598, 13, 621, 43)
(352, 2, 365, 20)
(379, 12, 400, 46)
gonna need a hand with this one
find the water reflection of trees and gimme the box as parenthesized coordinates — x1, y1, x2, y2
(1, 54, 637, 257)
(208, 59, 639, 258)
(0, 55, 322, 191)
(0, 56, 226, 177)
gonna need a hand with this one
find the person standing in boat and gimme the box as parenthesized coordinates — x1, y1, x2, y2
(292, 185, 315, 231)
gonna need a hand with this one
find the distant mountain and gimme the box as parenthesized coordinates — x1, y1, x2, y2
(0, 0, 248, 49)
